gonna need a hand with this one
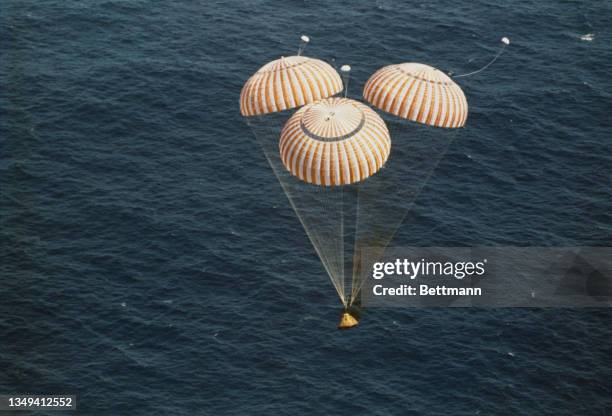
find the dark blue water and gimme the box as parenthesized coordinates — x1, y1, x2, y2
(1, 1, 611, 414)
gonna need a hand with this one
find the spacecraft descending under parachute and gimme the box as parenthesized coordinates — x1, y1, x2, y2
(240, 35, 509, 329)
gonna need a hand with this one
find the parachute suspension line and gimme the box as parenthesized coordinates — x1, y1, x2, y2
(453, 37, 510, 78)
(246, 117, 347, 306)
(340, 65, 351, 98)
(348, 121, 459, 306)
(297, 35, 310, 56)
(259, 141, 346, 305)
(349, 119, 404, 306)
(339, 185, 345, 305)
(373, 147, 445, 255)
(313, 184, 344, 305)
(350, 181, 363, 305)
(315, 184, 347, 306)
(337, 64, 352, 305)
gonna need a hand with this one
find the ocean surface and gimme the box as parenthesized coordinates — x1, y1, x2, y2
(1, 1, 612, 414)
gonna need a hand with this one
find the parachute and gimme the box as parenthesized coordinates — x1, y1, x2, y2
(279, 97, 390, 187)
(240, 46, 355, 321)
(363, 63, 468, 128)
(277, 97, 390, 330)
(239, 55, 342, 117)
(347, 63, 469, 305)
(240, 36, 509, 329)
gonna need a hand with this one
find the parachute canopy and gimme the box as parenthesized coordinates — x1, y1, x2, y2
(279, 97, 391, 186)
(240, 56, 343, 117)
(363, 63, 468, 128)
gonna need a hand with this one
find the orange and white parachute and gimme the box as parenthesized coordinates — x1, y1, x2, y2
(363, 63, 468, 128)
(279, 97, 391, 186)
(240, 56, 343, 117)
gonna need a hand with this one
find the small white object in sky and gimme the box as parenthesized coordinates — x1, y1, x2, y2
(341, 65, 351, 72)
(502, 37, 510, 45)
